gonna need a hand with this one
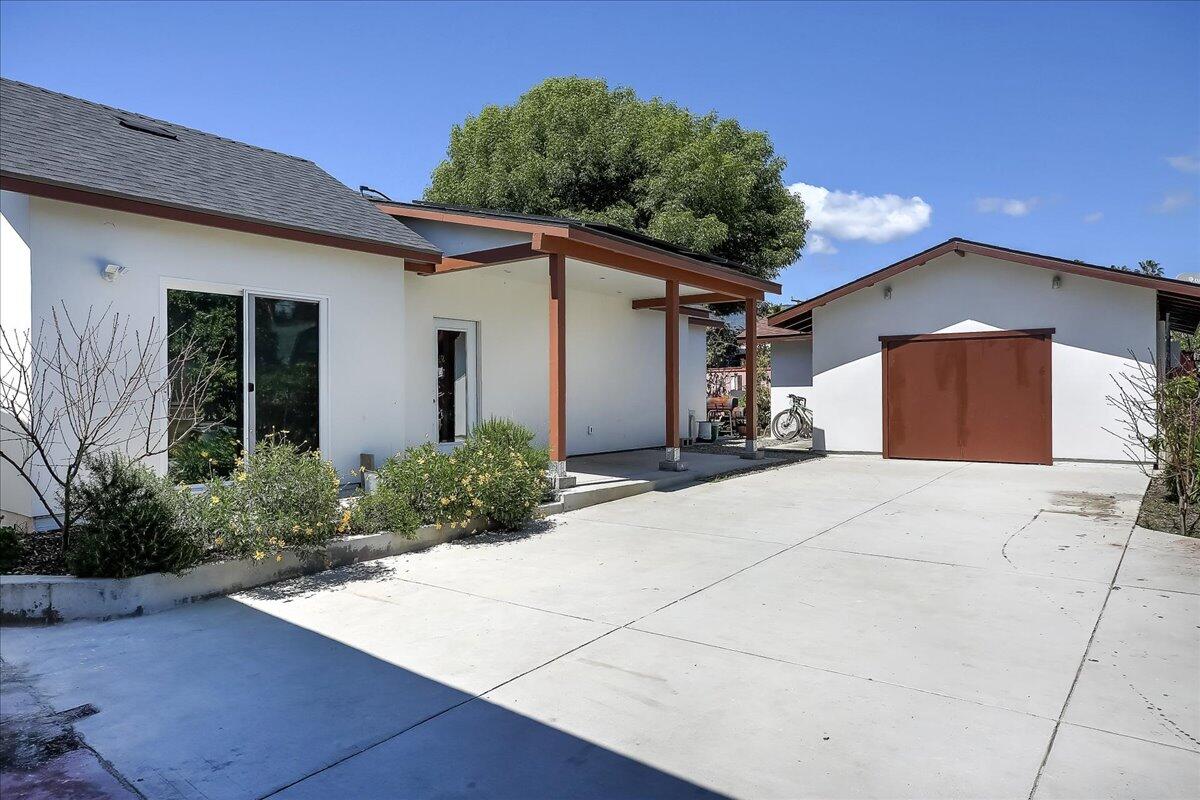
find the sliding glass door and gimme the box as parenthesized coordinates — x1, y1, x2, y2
(247, 295, 321, 452)
(168, 289, 323, 477)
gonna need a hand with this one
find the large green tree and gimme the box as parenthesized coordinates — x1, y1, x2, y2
(425, 77, 807, 283)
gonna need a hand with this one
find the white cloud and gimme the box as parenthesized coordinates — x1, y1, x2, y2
(789, 182, 931, 245)
(1154, 190, 1196, 214)
(1166, 155, 1200, 174)
(974, 196, 1040, 217)
(1082, 211, 1104, 224)
(806, 232, 838, 255)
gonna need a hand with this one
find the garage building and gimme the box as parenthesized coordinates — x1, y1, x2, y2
(764, 238, 1200, 464)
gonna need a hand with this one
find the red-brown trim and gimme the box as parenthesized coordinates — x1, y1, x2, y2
(405, 261, 437, 274)
(2, 175, 443, 263)
(743, 298, 758, 439)
(879, 328, 1055, 343)
(375, 202, 780, 296)
(631, 292, 739, 309)
(687, 316, 725, 329)
(436, 243, 541, 273)
(373, 202, 568, 237)
(769, 238, 1200, 329)
(533, 233, 764, 299)
(548, 253, 567, 463)
(665, 280, 680, 449)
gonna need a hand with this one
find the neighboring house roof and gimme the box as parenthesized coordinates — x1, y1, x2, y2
(373, 200, 781, 296)
(769, 237, 1200, 334)
(737, 319, 811, 342)
(0, 78, 440, 261)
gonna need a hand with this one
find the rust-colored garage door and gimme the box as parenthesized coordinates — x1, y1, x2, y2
(882, 329, 1053, 465)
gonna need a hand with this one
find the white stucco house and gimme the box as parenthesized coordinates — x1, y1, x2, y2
(0, 78, 778, 526)
(762, 239, 1200, 464)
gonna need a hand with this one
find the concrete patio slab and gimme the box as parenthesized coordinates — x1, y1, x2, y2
(1063, 584, 1200, 751)
(277, 628, 1054, 800)
(0, 584, 610, 799)
(811, 497, 1132, 582)
(567, 486, 882, 544)
(1034, 723, 1200, 800)
(635, 544, 1108, 717)
(379, 514, 783, 625)
(1117, 526, 1200, 594)
(1, 456, 1193, 800)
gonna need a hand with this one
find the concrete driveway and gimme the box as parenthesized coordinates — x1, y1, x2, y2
(3, 456, 1198, 799)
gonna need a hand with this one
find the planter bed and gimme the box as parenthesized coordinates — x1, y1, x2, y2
(1, 518, 492, 626)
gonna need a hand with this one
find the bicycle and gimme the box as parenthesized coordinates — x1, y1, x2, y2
(771, 394, 813, 441)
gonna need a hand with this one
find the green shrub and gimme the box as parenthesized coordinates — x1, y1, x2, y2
(67, 453, 203, 579)
(0, 523, 25, 573)
(348, 484, 420, 537)
(461, 419, 550, 530)
(194, 436, 341, 561)
(169, 424, 241, 484)
(376, 419, 550, 532)
(376, 442, 475, 527)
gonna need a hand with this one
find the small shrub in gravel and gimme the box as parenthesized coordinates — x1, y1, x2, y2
(67, 453, 203, 579)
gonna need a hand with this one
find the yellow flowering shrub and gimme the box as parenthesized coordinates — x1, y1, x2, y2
(191, 435, 341, 560)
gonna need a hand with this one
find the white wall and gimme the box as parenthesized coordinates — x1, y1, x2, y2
(805, 252, 1155, 460)
(684, 324, 708, 441)
(404, 267, 695, 456)
(769, 338, 813, 428)
(1, 191, 34, 524)
(18, 196, 411, 503)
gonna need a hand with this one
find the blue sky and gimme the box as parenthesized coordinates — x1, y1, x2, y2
(2, 1, 1197, 303)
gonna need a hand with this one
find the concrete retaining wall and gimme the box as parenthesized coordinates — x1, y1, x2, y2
(0, 520, 488, 625)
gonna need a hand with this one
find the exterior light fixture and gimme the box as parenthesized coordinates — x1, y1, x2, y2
(883, 286, 893, 300)
(102, 263, 127, 282)
(1052, 275, 1062, 290)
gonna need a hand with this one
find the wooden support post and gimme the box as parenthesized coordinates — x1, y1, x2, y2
(548, 253, 573, 487)
(742, 298, 763, 459)
(660, 280, 688, 471)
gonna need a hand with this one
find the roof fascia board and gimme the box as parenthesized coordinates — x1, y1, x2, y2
(768, 238, 1200, 328)
(533, 233, 765, 299)
(2, 174, 442, 263)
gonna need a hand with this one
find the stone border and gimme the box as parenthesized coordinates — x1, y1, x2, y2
(0, 519, 491, 626)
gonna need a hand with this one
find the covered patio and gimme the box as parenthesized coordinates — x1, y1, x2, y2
(375, 201, 781, 487)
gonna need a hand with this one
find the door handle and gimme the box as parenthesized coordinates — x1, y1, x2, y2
(248, 382, 255, 393)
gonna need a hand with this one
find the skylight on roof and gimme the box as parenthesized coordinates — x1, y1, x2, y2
(118, 116, 177, 140)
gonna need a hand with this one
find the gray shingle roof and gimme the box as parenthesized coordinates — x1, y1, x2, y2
(0, 78, 439, 257)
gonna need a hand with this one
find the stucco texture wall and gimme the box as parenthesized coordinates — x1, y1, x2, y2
(802, 253, 1155, 461)
(404, 267, 699, 456)
(17, 196, 410, 493)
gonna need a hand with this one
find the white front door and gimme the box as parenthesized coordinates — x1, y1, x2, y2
(434, 318, 479, 448)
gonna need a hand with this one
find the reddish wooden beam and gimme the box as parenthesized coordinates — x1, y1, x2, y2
(631, 292, 739, 309)
(548, 253, 567, 464)
(665, 280, 680, 450)
(436, 243, 541, 273)
(743, 300, 758, 447)
(405, 261, 436, 274)
(533, 233, 763, 300)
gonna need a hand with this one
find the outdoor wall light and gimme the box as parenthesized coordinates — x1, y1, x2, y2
(883, 285, 893, 300)
(1052, 275, 1062, 290)
(102, 263, 128, 282)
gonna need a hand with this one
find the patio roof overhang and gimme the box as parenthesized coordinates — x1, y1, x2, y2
(373, 201, 781, 301)
(375, 200, 774, 470)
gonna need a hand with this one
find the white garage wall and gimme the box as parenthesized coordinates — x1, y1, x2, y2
(808, 252, 1156, 461)
(404, 267, 695, 456)
(16, 195, 411, 500)
(769, 339, 813, 427)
